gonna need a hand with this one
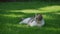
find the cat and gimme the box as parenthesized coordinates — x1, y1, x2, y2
(19, 14, 45, 27)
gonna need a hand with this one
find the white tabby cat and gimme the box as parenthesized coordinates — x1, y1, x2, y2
(19, 14, 45, 27)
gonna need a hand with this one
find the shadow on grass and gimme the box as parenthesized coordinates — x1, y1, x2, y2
(42, 11, 60, 28)
(0, 1, 60, 10)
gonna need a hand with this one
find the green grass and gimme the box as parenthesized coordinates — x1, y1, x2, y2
(0, 1, 60, 34)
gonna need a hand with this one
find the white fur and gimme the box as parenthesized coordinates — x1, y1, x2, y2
(19, 18, 31, 24)
(19, 17, 45, 27)
(28, 19, 45, 27)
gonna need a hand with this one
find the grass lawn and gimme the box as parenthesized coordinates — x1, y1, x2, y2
(0, 1, 60, 34)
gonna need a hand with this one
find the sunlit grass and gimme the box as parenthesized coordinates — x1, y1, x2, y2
(9, 9, 40, 13)
(38, 5, 60, 12)
(8, 5, 60, 13)
(6, 23, 29, 28)
(0, 14, 24, 17)
(54, 13, 60, 14)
